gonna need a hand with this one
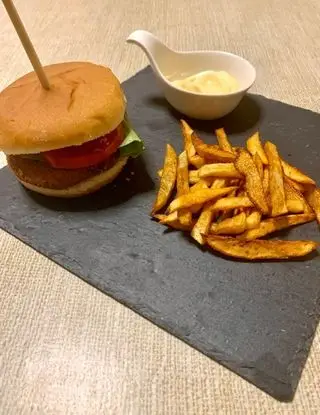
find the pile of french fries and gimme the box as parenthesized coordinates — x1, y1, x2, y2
(151, 120, 320, 260)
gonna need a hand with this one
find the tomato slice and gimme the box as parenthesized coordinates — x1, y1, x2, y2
(44, 126, 123, 169)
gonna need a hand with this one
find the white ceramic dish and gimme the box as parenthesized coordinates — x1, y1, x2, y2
(127, 30, 256, 120)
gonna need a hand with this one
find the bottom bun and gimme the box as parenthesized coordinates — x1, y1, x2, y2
(18, 157, 128, 198)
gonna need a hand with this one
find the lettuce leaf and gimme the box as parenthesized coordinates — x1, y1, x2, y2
(119, 117, 144, 158)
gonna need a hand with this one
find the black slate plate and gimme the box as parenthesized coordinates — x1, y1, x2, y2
(0, 67, 319, 402)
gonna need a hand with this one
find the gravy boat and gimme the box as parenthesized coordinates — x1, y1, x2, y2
(126, 30, 256, 120)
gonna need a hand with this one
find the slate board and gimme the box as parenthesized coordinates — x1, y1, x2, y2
(0, 66, 319, 402)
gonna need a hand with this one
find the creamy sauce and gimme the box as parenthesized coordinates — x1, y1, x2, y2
(171, 70, 239, 94)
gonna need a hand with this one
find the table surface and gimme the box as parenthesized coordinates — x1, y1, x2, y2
(1, 0, 319, 413)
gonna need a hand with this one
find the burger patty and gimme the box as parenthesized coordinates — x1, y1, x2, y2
(7, 153, 119, 190)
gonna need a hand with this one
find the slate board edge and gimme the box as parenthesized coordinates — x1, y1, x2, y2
(0, 216, 302, 402)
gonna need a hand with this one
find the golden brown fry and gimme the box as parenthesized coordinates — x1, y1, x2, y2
(284, 179, 308, 214)
(235, 149, 269, 215)
(281, 159, 316, 185)
(189, 155, 205, 168)
(265, 141, 287, 216)
(154, 212, 178, 223)
(189, 170, 200, 184)
(233, 187, 246, 215)
(240, 213, 315, 241)
(177, 152, 188, 195)
(158, 169, 163, 178)
(191, 132, 236, 162)
(246, 210, 262, 230)
(188, 172, 212, 186)
(211, 212, 247, 235)
(246, 132, 268, 165)
(207, 236, 318, 260)
(285, 177, 305, 193)
(190, 180, 210, 192)
(154, 213, 194, 231)
(253, 153, 264, 180)
(215, 128, 234, 153)
(191, 209, 214, 245)
(191, 179, 227, 245)
(180, 119, 195, 160)
(263, 167, 269, 194)
(176, 151, 192, 226)
(211, 178, 227, 189)
(168, 187, 237, 214)
(305, 187, 320, 224)
(199, 163, 242, 179)
(219, 188, 238, 219)
(209, 196, 254, 212)
(262, 167, 271, 211)
(189, 180, 210, 214)
(152, 144, 177, 214)
(286, 200, 304, 214)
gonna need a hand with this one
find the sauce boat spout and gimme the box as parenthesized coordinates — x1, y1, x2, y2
(126, 30, 173, 81)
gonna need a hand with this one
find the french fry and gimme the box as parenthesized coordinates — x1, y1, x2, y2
(154, 212, 178, 223)
(305, 187, 320, 224)
(264, 141, 287, 216)
(189, 155, 205, 168)
(246, 210, 262, 230)
(233, 187, 246, 215)
(211, 178, 227, 188)
(180, 119, 195, 160)
(211, 212, 247, 235)
(154, 213, 194, 231)
(239, 213, 315, 241)
(168, 186, 237, 214)
(207, 236, 318, 260)
(253, 153, 264, 180)
(190, 180, 210, 192)
(215, 128, 234, 153)
(180, 119, 206, 167)
(209, 196, 254, 212)
(263, 167, 269, 194)
(281, 159, 316, 186)
(152, 144, 177, 214)
(191, 132, 235, 162)
(284, 179, 309, 214)
(218, 188, 238, 220)
(191, 179, 227, 245)
(191, 209, 213, 244)
(189, 170, 200, 184)
(189, 180, 210, 214)
(246, 132, 268, 165)
(261, 167, 271, 211)
(177, 151, 192, 226)
(235, 149, 269, 215)
(177, 151, 189, 192)
(189, 172, 212, 186)
(285, 177, 305, 193)
(199, 163, 242, 179)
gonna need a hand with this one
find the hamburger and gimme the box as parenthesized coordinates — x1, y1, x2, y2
(0, 61, 143, 197)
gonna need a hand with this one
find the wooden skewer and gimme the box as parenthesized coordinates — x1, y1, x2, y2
(2, 0, 50, 90)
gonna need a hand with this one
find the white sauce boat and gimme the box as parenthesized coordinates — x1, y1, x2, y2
(127, 30, 256, 120)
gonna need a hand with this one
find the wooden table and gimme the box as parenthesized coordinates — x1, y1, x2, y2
(1, 1, 319, 413)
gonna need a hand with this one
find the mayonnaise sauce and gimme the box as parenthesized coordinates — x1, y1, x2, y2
(171, 70, 239, 94)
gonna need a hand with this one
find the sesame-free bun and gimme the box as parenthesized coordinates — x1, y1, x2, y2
(0, 62, 126, 155)
(17, 156, 128, 198)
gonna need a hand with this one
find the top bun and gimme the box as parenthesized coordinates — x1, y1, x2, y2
(0, 62, 126, 154)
